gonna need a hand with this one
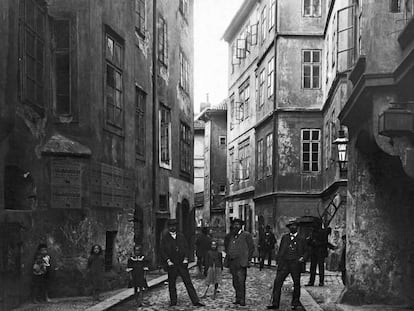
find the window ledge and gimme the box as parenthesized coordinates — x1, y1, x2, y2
(348, 55, 366, 86)
(398, 16, 414, 49)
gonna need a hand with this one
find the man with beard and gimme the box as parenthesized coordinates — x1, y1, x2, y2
(160, 219, 205, 307)
(267, 219, 308, 310)
(226, 218, 254, 306)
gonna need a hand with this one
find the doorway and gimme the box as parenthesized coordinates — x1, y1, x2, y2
(155, 218, 167, 266)
(105, 231, 117, 271)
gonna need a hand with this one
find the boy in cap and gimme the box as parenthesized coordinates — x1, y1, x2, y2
(267, 219, 308, 310)
(160, 219, 205, 307)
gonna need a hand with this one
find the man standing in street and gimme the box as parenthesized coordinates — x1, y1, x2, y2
(160, 219, 205, 307)
(259, 225, 276, 270)
(267, 219, 308, 310)
(226, 218, 254, 306)
(195, 227, 211, 277)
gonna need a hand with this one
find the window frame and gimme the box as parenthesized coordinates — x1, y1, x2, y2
(303, 0, 322, 17)
(179, 49, 190, 94)
(259, 68, 266, 107)
(158, 14, 168, 68)
(159, 104, 172, 169)
(267, 57, 274, 98)
(265, 133, 273, 176)
(261, 6, 267, 44)
(135, 86, 146, 160)
(180, 122, 192, 174)
(302, 49, 321, 89)
(257, 139, 264, 180)
(135, 0, 146, 38)
(238, 139, 250, 180)
(219, 136, 227, 146)
(301, 129, 321, 173)
(229, 147, 235, 184)
(269, 0, 276, 31)
(179, 0, 190, 20)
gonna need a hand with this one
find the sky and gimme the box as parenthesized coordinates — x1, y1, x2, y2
(193, 0, 243, 114)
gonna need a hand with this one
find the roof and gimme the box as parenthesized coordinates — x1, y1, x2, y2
(222, 0, 258, 42)
(194, 100, 227, 122)
(194, 119, 205, 130)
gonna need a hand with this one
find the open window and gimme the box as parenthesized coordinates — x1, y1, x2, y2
(236, 39, 247, 59)
(337, 5, 356, 72)
(250, 23, 258, 46)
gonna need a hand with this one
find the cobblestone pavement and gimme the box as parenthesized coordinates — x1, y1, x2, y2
(112, 266, 308, 311)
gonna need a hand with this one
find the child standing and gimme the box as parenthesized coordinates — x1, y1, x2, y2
(126, 245, 149, 307)
(34, 243, 52, 302)
(202, 240, 223, 299)
(88, 244, 105, 301)
(32, 252, 47, 303)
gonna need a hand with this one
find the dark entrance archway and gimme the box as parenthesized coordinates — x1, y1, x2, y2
(177, 199, 195, 260)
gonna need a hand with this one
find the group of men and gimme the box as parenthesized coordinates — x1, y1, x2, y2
(160, 217, 335, 310)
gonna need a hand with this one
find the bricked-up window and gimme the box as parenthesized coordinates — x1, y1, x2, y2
(302, 50, 321, 89)
(179, 50, 190, 94)
(53, 19, 71, 116)
(18, 0, 46, 107)
(261, 6, 267, 44)
(267, 57, 274, 97)
(390, 0, 401, 12)
(265, 133, 273, 176)
(180, 122, 191, 174)
(259, 68, 266, 107)
(238, 139, 250, 180)
(179, 0, 189, 19)
(269, 0, 276, 30)
(301, 129, 321, 172)
(135, 0, 146, 38)
(257, 139, 264, 180)
(158, 15, 168, 67)
(135, 87, 146, 159)
(304, 0, 321, 17)
(159, 104, 171, 168)
(105, 32, 124, 128)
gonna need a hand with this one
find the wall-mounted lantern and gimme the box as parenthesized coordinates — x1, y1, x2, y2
(333, 129, 349, 173)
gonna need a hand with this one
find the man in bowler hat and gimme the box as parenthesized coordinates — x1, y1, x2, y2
(267, 219, 308, 310)
(226, 218, 254, 306)
(160, 219, 205, 307)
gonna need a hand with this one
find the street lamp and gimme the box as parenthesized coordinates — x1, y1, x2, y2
(333, 129, 349, 173)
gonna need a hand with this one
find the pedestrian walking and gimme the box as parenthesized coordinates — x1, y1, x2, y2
(339, 234, 346, 285)
(267, 219, 308, 310)
(32, 251, 47, 303)
(126, 245, 149, 307)
(252, 231, 260, 264)
(195, 227, 212, 277)
(87, 244, 105, 301)
(226, 218, 254, 306)
(160, 219, 205, 307)
(306, 226, 334, 287)
(202, 240, 223, 299)
(32, 243, 52, 303)
(259, 225, 276, 270)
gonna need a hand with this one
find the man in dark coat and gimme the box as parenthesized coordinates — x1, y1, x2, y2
(160, 219, 205, 307)
(226, 218, 254, 306)
(306, 226, 334, 287)
(267, 219, 308, 310)
(195, 227, 211, 276)
(259, 225, 276, 270)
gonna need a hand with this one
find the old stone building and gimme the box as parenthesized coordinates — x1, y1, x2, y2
(0, 0, 194, 309)
(196, 102, 227, 240)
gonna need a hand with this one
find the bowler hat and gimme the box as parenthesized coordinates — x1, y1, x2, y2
(167, 219, 178, 226)
(231, 218, 245, 225)
(286, 219, 298, 228)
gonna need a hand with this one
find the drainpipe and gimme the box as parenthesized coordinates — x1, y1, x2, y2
(152, 0, 159, 260)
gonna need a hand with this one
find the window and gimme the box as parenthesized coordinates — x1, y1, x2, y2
(180, 122, 191, 174)
(53, 19, 71, 116)
(259, 68, 266, 107)
(337, 5, 357, 72)
(269, 0, 276, 30)
(237, 80, 250, 121)
(261, 6, 267, 44)
(265, 133, 273, 176)
(135, 0, 146, 37)
(267, 57, 274, 98)
(158, 15, 168, 67)
(135, 87, 146, 159)
(105, 33, 124, 128)
(230, 94, 235, 130)
(219, 136, 227, 146)
(229, 204, 234, 214)
(238, 139, 250, 180)
(304, 0, 321, 17)
(257, 139, 264, 180)
(332, 14, 336, 68)
(324, 120, 330, 169)
(179, 0, 189, 19)
(301, 129, 321, 172)
(229, 147, 235, 183)
(18, 0, 46, 107)
(159, 194, 168, 211)
(219, 185, 226, 194)
(302, 50, 321, 89)
(179, 50, 190, 93)
(390, 0, 401, 12)
(160, 105, 171, 168)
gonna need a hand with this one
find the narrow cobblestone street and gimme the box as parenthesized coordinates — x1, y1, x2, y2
(112, 266, 341, 311)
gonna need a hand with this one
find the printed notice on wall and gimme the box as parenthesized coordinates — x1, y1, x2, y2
(51, 159, 82, 209)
